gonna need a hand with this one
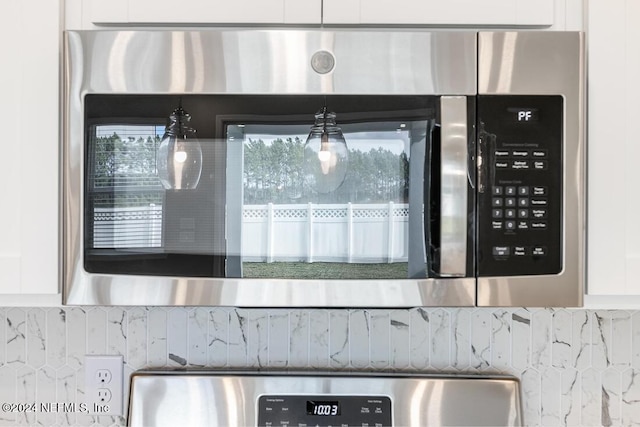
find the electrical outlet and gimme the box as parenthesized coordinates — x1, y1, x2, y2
(97, 388, 112, 403)
(85, 355, 123, 416)
(96, 369, 112, 384)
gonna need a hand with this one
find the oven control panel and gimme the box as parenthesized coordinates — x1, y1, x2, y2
(477, 95, 563, 277)
(257, 395, 392, 427)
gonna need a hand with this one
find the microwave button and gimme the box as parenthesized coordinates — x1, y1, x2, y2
(505, 209, 516, 219)
(505, 197, 516, 207)
(531, 149, 548, 158)
(505, 220, 516, 230)
(518, 209, 529, 218)
(495, 150, 510, 157)
(518, 198, 529, 207)
(505, 186, 517, 196)
(530, 198, 547, 206)
(512, 150, 529, 157)
(496, 161, 509, 168)
(531, 221, 548, 230)
(531, 209, 547, 219)
(532, 186, 547, 196)
(511, 160, 529, 170)
(513, 246, 528, 256)
(492, 246, 510, 256)
(518, 186, 529, 195)
(533, 160, 548, 170)
(532, 246, 548, 256)
(492, 186, 504, 195)
(517, 221, 529, 230)
(492, 221, 503, 229)
(492, 197, 504, 207)
(492, 209, 503, 218)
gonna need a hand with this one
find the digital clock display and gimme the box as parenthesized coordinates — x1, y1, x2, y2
(306, 400, 340, 416)
(508, 107, 539, 122)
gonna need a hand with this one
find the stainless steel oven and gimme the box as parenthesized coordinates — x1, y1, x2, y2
(127, 371, 522, 426)
(62, 30, 585, 307)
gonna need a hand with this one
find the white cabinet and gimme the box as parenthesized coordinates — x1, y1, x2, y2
(86, 0, 559, 27)
(587, 0, 640, 297)
(0, 0, 60, 302)
(323, 0, 554, 26)
(87, 0, 321, 25)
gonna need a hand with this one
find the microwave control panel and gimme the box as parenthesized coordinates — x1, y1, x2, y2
(477, 95, 563, 277)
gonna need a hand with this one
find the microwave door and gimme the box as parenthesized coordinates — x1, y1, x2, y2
(77, 92, 477, 306)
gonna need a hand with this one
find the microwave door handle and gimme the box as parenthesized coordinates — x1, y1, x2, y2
(439, 96, 468, 277)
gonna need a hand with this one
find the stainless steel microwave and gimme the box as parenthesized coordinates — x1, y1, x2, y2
(62, 30, 585, 307)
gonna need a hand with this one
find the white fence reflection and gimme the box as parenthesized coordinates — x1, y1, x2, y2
(93, 205, 163, 248)
(93, 203, 410, 263)
(243, 203, 409, 263)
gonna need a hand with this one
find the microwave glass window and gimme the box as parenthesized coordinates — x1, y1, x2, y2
(83, 95, 438, 279)
(87, 124, 164, 249)
(231, 122, 417, 279)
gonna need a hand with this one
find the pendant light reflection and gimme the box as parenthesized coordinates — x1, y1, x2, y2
(303, 106, 348, 194)
(157, 103, 203, 190)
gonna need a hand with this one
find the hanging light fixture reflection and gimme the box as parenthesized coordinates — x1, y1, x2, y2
(157, 102, 203, 190)
(303, 106, 348, 193)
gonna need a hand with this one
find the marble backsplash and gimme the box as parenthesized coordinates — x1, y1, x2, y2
(0, 307, 639, 426)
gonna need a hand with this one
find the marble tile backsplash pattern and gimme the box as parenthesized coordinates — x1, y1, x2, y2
(0, 308, 639, 426)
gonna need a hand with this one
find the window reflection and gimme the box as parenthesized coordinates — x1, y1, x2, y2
(84, 95, 435, 279)
(232, 121, 424, 279)
(89, 124, 164, 249)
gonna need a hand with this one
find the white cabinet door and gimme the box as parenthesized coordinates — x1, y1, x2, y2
(0, 0, 59, 297)
(323, 0, 553, 26)
(88, 0, 321, 25)
(87, 0, 128, 24)
(87, 0, 559, 27)
(588, 0, 640, 296)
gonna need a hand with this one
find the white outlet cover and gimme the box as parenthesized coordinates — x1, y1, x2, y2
(85, 355, 124, 416)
